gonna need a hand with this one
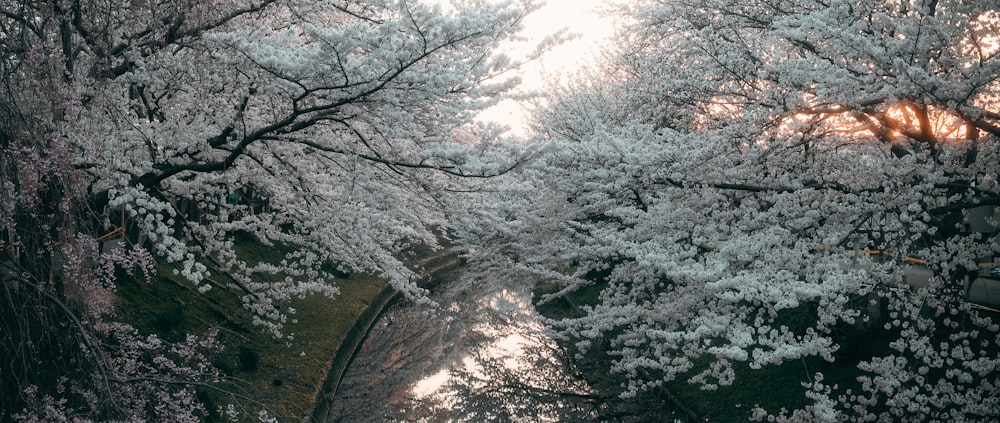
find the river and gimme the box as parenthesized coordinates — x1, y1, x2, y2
(325, 265, 597, 422)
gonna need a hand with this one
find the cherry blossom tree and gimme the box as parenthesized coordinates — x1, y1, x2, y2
(74, 0, 535, 332)
(476, 0, 1000, 420)
(2, 0, 537, 420)
(1, 58, 223, 420)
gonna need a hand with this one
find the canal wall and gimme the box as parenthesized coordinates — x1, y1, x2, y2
(306, 252, 463, 423)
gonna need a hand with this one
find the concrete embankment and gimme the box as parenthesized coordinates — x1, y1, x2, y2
(305, 251, 463, 423)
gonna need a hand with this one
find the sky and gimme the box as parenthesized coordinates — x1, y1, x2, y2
(507, 0, 616, 87)
(476, 0, 618, 135)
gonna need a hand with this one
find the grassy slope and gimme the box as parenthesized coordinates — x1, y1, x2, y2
(115, 237, 387, 422)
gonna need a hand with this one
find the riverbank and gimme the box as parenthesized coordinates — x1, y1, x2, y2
(115, 235, 462, 422)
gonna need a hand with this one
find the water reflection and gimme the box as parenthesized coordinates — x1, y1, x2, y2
(327, 266, 595, 422)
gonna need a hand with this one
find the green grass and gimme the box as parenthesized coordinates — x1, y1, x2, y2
(115, 237, 388, 421)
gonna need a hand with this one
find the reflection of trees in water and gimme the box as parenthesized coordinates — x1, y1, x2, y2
(446, 327, 599, 422)
(327, 266, 597, 422)
(327, 289, 458, 422)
